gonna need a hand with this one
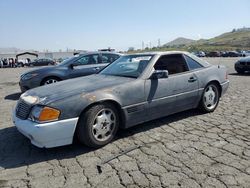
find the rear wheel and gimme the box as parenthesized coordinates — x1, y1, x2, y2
(199, 83, 220, 112)
(77, 103, 119, 148)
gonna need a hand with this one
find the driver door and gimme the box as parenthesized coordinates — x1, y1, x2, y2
(69, 54, 101, 78)
(145, 54, 199, 120)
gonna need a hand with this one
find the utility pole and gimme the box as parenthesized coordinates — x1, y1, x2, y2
(142, 41, 144, 50)
(158, 38, 161, 47)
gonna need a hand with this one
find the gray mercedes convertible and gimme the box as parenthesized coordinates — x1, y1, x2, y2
(13, 51, 229, 148)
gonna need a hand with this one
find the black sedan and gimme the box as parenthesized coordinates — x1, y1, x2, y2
(235, 56, 250, 74)
(222, 51, 240, 57)
(28, 58, 56, 66)
(19, 52, 121, 92)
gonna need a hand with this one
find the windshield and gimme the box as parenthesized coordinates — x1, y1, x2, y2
(100, 55, 153, 78)
(57, 56, 78, 66)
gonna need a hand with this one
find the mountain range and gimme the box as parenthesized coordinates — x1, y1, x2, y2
(163, 27, 250, 50)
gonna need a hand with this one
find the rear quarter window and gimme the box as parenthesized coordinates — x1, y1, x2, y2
(184, 55, 203, 70)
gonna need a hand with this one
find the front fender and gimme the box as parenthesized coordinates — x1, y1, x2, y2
(49, 90, 123, 120)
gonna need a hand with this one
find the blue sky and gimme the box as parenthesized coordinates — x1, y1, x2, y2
(0, 0, 249, 51)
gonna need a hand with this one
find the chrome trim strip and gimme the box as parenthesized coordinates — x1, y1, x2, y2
(122, 102, 147, 109)
(220, 80, 230, 86)
(151, 89, 199, 102)
(36, 117, 79, 127)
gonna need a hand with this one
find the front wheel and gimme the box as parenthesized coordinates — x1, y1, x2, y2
(41, 77, 60, 85)
(199, 83, 220, 113)
(77, 103, 119, 148)
(236, 69, 244, 74)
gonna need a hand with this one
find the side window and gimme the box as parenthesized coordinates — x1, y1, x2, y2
(75, 54, 99, 65)
(101, 54, 120, 64)
(101, 54, 109, 64)
(184, 55, 203, 70)
(111, 54, 120, 62)
(154, 54, 188, 75)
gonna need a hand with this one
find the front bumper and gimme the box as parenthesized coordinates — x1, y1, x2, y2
(220, 80, 229, 96)
(19, 77, 41, 92)
(235, 63, 250, 72)
(13, 113, 78, 148)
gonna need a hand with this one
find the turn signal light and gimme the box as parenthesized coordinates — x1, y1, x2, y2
(38, 107, 60, 122)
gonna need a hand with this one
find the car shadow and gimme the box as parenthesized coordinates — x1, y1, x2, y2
(0, 109, 203, 169)
(116, 109, 203, 139)
(4, 92, 21, 101)
(229, 72, 250, 76)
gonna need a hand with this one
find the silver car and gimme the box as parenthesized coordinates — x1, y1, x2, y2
(19, 52, 121, 92)
(13, 51, 229, 148)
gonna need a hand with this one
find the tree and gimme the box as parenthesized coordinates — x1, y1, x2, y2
(128, 47, 135, 52)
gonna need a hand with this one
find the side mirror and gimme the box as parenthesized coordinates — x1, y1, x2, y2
(150, 70, 169, 79)
(69, 62, 79, 69)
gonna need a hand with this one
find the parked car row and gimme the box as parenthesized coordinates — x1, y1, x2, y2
(13, 51, 230, 148)
(192, 50, 250, 58)
(17, 58, 56, 67)
(0, 58, 56, 68)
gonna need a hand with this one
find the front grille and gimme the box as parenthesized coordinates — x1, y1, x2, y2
(240, 61, 250, 66)
(16, 100, 32, 119)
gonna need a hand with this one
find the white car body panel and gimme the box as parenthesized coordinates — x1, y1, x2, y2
(13, 113, 78, 148)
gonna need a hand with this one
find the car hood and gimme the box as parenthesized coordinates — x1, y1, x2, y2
(24, 74, 134, 104)
(21, 66, 58, 76)
(239, 56, 250, 62)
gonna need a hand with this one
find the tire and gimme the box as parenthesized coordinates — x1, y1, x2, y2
(198, 83, 220, 113)
(77, 103, 119, 148)
(41, 77, 60, 85)
(236, 69, 244, 74)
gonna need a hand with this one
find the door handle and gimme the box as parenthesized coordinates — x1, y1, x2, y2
(188, 77, 197, 82)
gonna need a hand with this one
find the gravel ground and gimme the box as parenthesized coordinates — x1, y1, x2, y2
(0, 58, 249, 188)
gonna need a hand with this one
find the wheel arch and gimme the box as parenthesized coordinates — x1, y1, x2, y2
(205, 80, 222, 97)
(76, 99, 126, 130)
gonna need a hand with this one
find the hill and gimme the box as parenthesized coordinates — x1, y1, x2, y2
(177, 28, 250, 51)
(147, 27, 250, 52)
(202, 29, 250, 47)
(164, 37, 195, 47)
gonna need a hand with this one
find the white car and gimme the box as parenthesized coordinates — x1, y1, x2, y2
(242, 50, 250, 57)
(17, 59, 29, 67)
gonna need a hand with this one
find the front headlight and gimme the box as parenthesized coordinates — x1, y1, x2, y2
(21, 93, 39, 104)
(21, 73, 39, 80)
(30, 105, 60, 123)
